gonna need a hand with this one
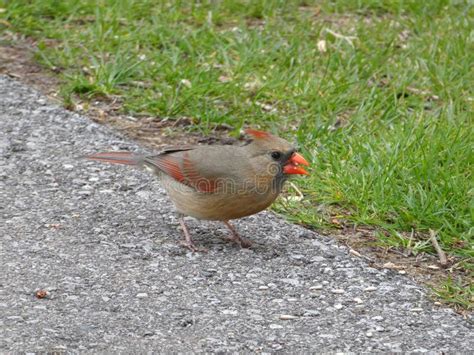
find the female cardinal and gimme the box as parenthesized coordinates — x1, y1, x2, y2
(87, 129, 309, 251)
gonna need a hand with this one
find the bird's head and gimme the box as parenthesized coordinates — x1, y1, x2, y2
(243, 129, 310, 187)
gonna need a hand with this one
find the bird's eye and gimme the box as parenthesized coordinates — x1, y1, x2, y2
(271, 151, 282, 160)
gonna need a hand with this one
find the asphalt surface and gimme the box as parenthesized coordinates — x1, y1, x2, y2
(0, 75, 472, 352)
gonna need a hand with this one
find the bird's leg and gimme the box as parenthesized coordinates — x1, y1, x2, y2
(223, 221, 252, 248)
(178, 216, 207, 252)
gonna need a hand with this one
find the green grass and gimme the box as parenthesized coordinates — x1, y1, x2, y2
(432, 277, 473, 311)
(2, 0, 473, 304)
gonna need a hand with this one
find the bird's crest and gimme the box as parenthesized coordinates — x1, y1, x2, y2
(244, 129, 272, 139)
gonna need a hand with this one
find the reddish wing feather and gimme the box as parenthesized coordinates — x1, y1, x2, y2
(150, 155, 186, 183)
(149, 153, 219, 193)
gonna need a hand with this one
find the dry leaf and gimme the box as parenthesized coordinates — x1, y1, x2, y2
(218, 75, 232, 83)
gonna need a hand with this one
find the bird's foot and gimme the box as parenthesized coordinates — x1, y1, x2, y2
(179, 240, 208, 253)
(222, 220, 252, 248)
(239, 237, 253, 248)
(222, 234, 253, 248)
(178, 216, 207, 252)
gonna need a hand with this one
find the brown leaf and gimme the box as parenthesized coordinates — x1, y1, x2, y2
(35, 290, 48, 299)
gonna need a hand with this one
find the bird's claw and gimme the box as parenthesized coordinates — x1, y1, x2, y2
(179, 240, 208, 253)
(239, 237, 253, 248)
(223, 235, 252, 248)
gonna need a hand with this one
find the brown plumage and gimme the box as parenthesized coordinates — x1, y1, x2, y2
(86, 129, 309, 251)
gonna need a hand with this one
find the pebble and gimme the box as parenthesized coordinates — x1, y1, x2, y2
(353, 297, 363, 304)
(269, 324, 284, 329)
(258, 286, 269, 290)
(309, 285, 323, 290)
(376, 326, 385, 332)
(222, 310, 238, 316)
(364, 286, 378, 292)
(410, 308, 423, 312)
(331, 289, 345, 294)
(372, 316, 384, 321)
(136, 293, 148, 299)
(279, 314, 298, 320)
(63, 164, 74, 170)
(281, 278, 300, 286)
(334, 304, 343, 310)
(398, 270, 407, 275)
(303, 310, 320, 317)
(366, 331, 373, 337)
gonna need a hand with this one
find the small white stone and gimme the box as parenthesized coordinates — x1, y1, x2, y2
(353, 297, 363, 304)
(364, 286, 378, 292)
(258, 286, 269, 290)
(366, 331, 373, 337)
(372, 316, 384, 321)
(398, 270, 407, 275)
(334, 304, 343, 310)
(269, 324, 284, 329)
(410, 308, 423, 312)
(222, 309, 238, 316)
(63, 164, 74, 170)
(331, 289, 345, 294)
(136, 293, 148, 299)
(310, 285, 323, 290)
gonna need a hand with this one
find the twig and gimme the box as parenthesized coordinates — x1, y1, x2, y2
(349, 248, 373, 262)
(429, 229, 447, 266)
(405, 86, 439, 101)
(289, 181, 304, 199)
(324, 28, 357, 47)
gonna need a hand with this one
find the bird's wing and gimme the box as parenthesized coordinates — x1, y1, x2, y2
(144, 146, 248, 193)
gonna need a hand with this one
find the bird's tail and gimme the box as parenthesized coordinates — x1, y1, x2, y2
(85, 151, 144, 166)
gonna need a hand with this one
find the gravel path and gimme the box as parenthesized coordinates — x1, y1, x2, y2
(0, 75, 472, 352)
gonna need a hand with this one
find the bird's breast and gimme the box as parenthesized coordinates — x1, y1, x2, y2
(160, 174, 281, 220)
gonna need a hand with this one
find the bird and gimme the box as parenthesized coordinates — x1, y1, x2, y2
(86, 129, 309, 251)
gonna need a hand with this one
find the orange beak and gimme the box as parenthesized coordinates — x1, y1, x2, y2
(283, 152, 310, 175)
